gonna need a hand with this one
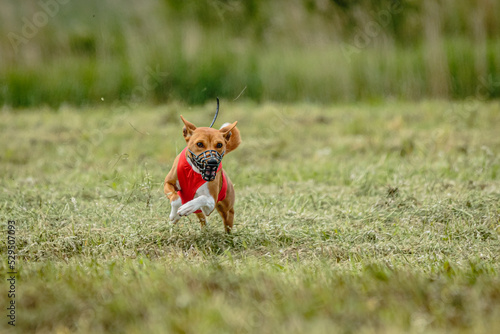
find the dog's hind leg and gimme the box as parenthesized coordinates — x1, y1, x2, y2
(217, 205, 234, 233)
(195, 212, 207, 228)
(224, 208, 234, 233)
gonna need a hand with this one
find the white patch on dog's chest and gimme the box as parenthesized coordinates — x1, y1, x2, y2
(194, 182, 210, 198)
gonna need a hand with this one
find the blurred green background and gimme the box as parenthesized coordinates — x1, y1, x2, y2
(1, 0, 499, 107)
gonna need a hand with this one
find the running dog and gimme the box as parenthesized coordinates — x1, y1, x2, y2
(164, 115, 241, 233)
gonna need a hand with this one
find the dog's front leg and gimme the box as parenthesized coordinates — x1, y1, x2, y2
(177, 196, 214, 217)
(165, 167, 182, 223)
(169, 197, 182, 223)
(177, 183, 215, 217)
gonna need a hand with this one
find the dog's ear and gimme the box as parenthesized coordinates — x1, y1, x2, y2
(219, 121, 240, 154)
(219, 121, 237, 141)
(180, 115, 197, 142)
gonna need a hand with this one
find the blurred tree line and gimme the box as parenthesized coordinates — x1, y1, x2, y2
(1, 0, 499, 107)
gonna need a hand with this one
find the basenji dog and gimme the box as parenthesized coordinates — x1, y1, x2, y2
(164, 115, 241, 233)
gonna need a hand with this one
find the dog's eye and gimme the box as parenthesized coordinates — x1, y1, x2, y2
(197, 142, 203, 148)
(216, 143, 223, 148)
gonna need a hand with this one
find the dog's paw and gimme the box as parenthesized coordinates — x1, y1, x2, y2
(169, 212, 181, 223)
(177, 202, 199, 216)
(169, 197, 182, 222)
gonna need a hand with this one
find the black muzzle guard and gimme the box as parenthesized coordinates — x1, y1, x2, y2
(188, 149, 225, 182)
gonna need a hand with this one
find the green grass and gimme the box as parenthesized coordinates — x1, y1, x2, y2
(1, 100, 500, 333)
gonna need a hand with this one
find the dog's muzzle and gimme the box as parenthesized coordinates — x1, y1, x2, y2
(188, 149, 225, 181)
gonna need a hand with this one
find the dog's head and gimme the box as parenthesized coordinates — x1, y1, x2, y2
(180, 115, 241, 181)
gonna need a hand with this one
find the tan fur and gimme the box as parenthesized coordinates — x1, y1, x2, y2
(164, 115, 241, 233)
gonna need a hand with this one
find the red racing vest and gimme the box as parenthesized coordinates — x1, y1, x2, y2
(177, 147, 227, 213)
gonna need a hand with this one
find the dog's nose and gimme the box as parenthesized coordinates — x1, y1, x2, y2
(207, 158, 218, 166)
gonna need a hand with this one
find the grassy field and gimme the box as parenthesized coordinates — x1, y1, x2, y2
(1, 100, 500, 333)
